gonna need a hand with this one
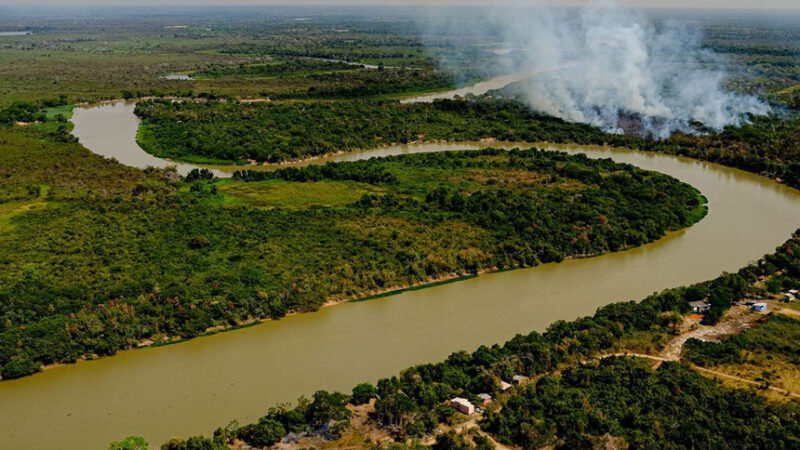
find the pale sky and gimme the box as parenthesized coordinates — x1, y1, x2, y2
(1, 0, 799, 9)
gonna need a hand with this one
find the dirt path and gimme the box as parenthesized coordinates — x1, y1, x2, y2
(692, 366, 800, 399)
(419, 415, 514, 450)
(600, 352, 800, 398)
(604, 306, 765, 368)
(776, 308, 800, 318)
(599, 306, 800, 398)
(660, 306, 765, 361)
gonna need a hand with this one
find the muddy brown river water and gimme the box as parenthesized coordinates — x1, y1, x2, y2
(0, 99, 798, 449)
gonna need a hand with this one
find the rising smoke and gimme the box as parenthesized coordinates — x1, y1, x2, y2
(425, 2, 770, 138)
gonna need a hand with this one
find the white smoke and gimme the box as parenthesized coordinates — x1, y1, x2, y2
(427, 2, 770, 138)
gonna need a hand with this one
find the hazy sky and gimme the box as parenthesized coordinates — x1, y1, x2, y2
(1, 0, 799, 9)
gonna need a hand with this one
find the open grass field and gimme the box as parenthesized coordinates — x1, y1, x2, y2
(0, 10, 467, 107)
(684, 313, 800, 400)
(215, 179, 383, 209)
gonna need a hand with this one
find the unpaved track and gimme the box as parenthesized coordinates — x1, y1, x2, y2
(601, 306, 800, 398)
(661, 306, 765, 361)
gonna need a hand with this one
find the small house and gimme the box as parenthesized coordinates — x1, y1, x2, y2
(450, 397, 475, 415)
(500, 381, 512, 392)
(752, 302, 768, 312)
(789, 289, 799, 295)
(477, 393, 493, 406)
(689, 301, 711, 314)
(783, 293, 796, 303)
(512, 375, 529, 385)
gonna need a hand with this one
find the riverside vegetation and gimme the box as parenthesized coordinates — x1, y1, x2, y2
(2, 8, 800, 450)
(118, 95, 800, 447)
(133, 98, 607, 164)
(136, 231, 800, 450)
(134, 98, 800, 190)
(0, 125, 705, 380)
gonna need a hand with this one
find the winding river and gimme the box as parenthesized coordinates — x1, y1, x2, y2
(0, 101, 799, 449)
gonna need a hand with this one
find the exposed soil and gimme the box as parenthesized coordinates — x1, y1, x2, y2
(604, 305, 800, 399)
(660, 305, 766, 361)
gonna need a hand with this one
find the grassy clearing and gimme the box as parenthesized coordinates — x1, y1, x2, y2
(615, 329, 670, 355)
(688, 314, 800, 399)
(712, 352, 800, 399)
(688, 194, 710, 225)
(216, 179, 381, 209)
(0, 188, 49, 233)
(42, 104, 73, 121)
(31, 105, 75, 133)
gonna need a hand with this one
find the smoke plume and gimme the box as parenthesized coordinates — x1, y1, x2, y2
(425, 2, 770, 138)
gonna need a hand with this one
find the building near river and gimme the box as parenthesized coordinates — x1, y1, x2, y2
(450, 398, 475, 415)
(689, 301, 711, 313)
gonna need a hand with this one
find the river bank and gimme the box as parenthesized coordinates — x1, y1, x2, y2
(3, 113, 798, 448)
(29, 206, 708, 382)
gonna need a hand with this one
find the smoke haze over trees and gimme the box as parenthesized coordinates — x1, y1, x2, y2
(422, 1, 771, 138)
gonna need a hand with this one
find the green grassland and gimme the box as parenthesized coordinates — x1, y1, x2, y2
(214, 179, 382, 209)
(684, 314, 800, 398)
(0, 15, 469, 107)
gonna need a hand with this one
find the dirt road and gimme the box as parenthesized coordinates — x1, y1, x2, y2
(599, 306, 800, 398)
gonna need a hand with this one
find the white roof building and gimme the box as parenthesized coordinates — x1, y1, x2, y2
(512, 375, 529, 384)
(450, 397, 475, 415)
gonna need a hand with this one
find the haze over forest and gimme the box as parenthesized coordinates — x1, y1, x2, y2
(0, 0, 800, 9)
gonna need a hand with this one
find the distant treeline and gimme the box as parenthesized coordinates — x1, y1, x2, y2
(271, 68, 457, 100)
(193, 58, 361, 78)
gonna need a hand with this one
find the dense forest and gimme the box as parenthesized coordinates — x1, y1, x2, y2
(622, 115, 800, 190)
(139, 231, 800, 450)
(482, 358, 800, 449)
(0, 128, 704, 380)
(133, 98, 608, 163)
(135, 96, 800, 192)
